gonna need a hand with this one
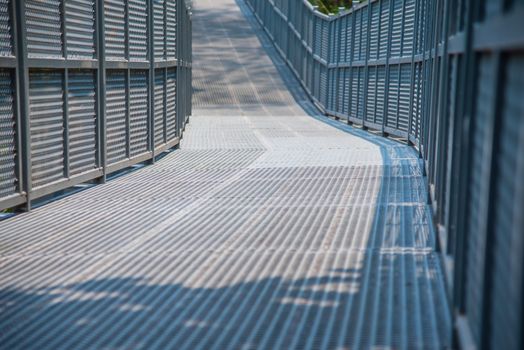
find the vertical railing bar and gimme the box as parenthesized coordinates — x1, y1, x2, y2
(149, 0, 156, 162)
(14, 0, 32, 211)
(373, 0, 383, 126)
(347, 6, 355, 123)
(10, 0, 24, 198)
(435, 0, 452, 222)
(363, 3, 372, 126)
(96, 0, 107, 183)
(408, 0, 420, 145)
(63, 69, 70, 178)
(126, 69, 131, 159)
(383, 0, 395, 135)
(395, 0, 406, 131)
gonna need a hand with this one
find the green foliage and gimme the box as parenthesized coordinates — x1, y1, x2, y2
(308, 0, 352, 14)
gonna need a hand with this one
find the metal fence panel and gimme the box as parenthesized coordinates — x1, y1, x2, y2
(0, 69, 16, 197)
(0, 0, 192, 211)
(68, 70, 97, 175)
(29, 70, 65, 188)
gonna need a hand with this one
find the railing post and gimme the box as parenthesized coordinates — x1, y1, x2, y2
(96, 0, 107, 184)
(149, 0, 157, 162)
(14, 0, 32, 211)
(363, 3, 372, 127)
(383, 0, 395, 135)
(147, 0, 156, 164)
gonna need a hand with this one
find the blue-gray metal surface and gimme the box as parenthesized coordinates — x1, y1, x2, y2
(0, 0, 192, 211)
(245, 0, 524, 349)
(0, 0, 451, 348)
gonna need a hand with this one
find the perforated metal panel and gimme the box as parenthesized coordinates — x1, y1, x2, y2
(387, 65, 399, 128)
(154, 0, 166, 61)
(26, 0, 63, 58)
(155, 69, 165, 147)
(350, 68, 359, 117)
(411, 62, 422, 138)
(321, 20, 328, 61)
(352, 11, 361, 61)
(68, 70, 97, 175)
(398, 64, 411, 132)
(29, 70, 65, 188)
(466, 55, 496, 345)
(366, 66, 377, 122)
(379, 0, 390, 60)
(337, 68, 345, 114)
(105, 0, 126, 60)
(166, 68, 176, 140)
(375, 66, 386, 125)
(0, 69, 16, 197)
(129, 71, 149, 157)
(129, 0, 149, 61)
(402, 0, 416, 56)
(368, 3, 380, 61)
(0, 0, 13, 57)
(390, 0, 403, 58)
(106, 70, 127, 164)
(319, 66, 327, 106)
(65, 0, 96, 59)
(166, 0, 177, 60)
(489, 55, 524, 350)
(360, 7, 368, 61)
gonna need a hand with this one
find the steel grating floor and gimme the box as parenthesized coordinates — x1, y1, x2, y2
(0, 0, 451, 348)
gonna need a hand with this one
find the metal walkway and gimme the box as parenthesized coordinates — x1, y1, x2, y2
(0, 0, 450, 348)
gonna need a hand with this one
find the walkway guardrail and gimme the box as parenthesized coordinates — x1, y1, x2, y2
(245, 0, 524, 349)
(0, 0, 192, 211)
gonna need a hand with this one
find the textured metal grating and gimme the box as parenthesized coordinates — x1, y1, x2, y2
(321, 20, 328, 61)
(350, 68, 359, 117)
(0, 0, 13, 57)
(65, 0, 96, 59)
(106, 70, 128, 163)
(29, 70, 65, 188)
(154, 69, 165, 146)
(154, 0, 166, 61)
(360, 7, 368, 61)
(129, 70, 149, 157)
(366, 66, 377, 122)
(390, 0, 403, 58)
(489, 55, 524, 350)
(0, 69, 16, 197)
(378, 0, 390, 60)
(375, 65, 386, 125)
(411, 62, 423, 138)
(166, 0, 177, 59)
(466, 55, 496, 345)
(368, 2, 380, 61)
(352, 11, 361, 61)
(337, 69, 345, 114)
(26, 0, 63, 58)
(402, 0, 416, 56)
(387, 65, 399, 129)
(398, 64, 411, 132)
(166, 67, 177, 139)
(129, 0, 149, 61)
(68, 70, 97, 175)
(105, 0, 126, 60)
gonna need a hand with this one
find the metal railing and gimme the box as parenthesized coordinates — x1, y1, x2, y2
(0, 0, 192, 211)
(245, 0, 524, 349)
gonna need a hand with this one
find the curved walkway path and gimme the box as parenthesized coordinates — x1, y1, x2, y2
(0, 0, 450, 348)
